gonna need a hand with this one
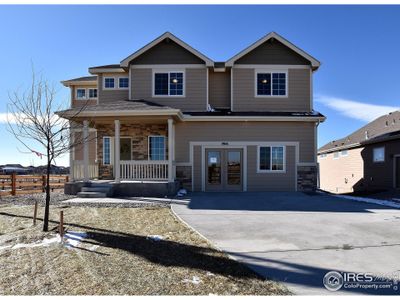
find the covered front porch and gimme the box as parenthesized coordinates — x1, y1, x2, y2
(72, 116, 176, 183)
(60, 100, 182, 185)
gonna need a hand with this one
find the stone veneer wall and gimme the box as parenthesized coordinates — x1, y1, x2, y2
(176, 165, 192, 191)
(297, 165, 318, 192)
(96, 123, 168, 179)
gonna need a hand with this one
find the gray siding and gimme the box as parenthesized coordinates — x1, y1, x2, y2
(98, 73, 129, 103)
(247, 145, 296, 191)
(236, 39, 311, 65)
(131, 39, 205, 65)
(208, 69, 231, 109)
(131, 68, 207, 111)
(232, 68, 311, 112)
(175, 121, 316, 163)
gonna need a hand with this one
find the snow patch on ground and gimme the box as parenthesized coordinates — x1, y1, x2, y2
(146, 235, 164, 242)
(63, 231, 88, 248)
(182, 276, 201, 284)
(0, 231, 93, 252)
(0, 235, 61, 251)
(319, 191, 400, 209)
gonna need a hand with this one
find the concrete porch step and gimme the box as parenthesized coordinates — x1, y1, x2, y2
(77, 191, 107, 198)
(81, 187, 112, 193)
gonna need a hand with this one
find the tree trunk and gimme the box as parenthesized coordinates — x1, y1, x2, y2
(42, 149, 51, 232)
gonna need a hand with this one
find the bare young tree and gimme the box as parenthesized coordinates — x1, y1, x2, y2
(7, 70, 88, 231)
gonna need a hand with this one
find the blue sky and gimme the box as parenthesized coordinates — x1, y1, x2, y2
(0, 5, 399, 166)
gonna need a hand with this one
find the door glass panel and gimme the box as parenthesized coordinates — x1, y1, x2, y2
(227, 151, 241, 185)
(396, 157, 400, 188)
(120, 138, 131, 161)
(207, 151, 221, 185)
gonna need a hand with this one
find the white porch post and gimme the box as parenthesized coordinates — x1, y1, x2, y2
(83, 120, 89, 182)
(167, 118, 175, 183)
(69, 130, 75, 181)
(114, 119, 120, 183)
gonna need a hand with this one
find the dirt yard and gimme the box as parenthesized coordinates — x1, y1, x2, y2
(0, 204, 288, 295)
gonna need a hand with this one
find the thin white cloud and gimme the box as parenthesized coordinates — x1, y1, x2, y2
(315, 95, 399, 122)
(0, 112, 61, 125)
(0, 112, 20, 124)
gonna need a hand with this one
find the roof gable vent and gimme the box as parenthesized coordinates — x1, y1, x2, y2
(365, 131, 369, 140)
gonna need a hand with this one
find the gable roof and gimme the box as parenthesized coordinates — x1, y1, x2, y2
(225, 32, 321, 70)
(120, 32, 214, 67)
(318, 110, 400, 154)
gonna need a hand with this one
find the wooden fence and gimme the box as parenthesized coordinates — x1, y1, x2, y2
(0, 174, 69, 196)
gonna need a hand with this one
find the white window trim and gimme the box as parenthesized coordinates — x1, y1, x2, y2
(103, 136, 112, 165)
(256, 145, 286, 173)
(340, 150, 348, 157)
(373, 146, 385, 163)
(118, 77, 129, 90)
(103, 77, 116, 90)
(76, 88, 87, 100)
(76, 88, 98, 100)
(152, 70, 186, 98)
(254, 69, 289, 98)
(319, 153, 327, 159)
(148, 135, 167, 160)
(333, 152, 340, 160)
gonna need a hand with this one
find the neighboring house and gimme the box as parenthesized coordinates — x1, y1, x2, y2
(318, 111, 400, 194)
(56, 32, 325, 192)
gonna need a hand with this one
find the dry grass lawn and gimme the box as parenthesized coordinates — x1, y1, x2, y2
(0, 204, 289, 295)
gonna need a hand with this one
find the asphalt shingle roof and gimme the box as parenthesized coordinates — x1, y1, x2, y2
(319, 110, 400, 153)
(56, 100, 174, 116)
(63, 76, 97, 82)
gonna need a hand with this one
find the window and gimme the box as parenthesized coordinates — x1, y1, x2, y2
(103, 137, 111, 165)
(373, 147, 385, 162)
(258, 146, 285, 172)
(154, 72, 184, 96)
(333, 152, 340, 159)
(76, 88, 86, 99)
(319, 153, 327, 159)
(148, 136, 166, 160)
(88, 88, 97, 99)
(169, 72, 183, 95)
(119, 77, 129, 89)
(104, 77, 115, 89)
(340, 150, 348, 157)
(256, 71, 287, 96)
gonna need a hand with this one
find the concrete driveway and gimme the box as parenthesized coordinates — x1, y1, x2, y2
(172, 192, 400, 295)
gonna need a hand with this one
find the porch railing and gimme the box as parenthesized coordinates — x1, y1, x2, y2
(73, 161, 98, 180)
(120, 160, 169, 181)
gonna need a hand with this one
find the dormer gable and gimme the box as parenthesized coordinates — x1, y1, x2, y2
(120, 32, 213, 67)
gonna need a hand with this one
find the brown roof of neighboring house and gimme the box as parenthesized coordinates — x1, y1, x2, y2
(318, 110, 400, 154)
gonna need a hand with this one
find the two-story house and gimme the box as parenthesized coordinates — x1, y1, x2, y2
(57, 32, 325, 194)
